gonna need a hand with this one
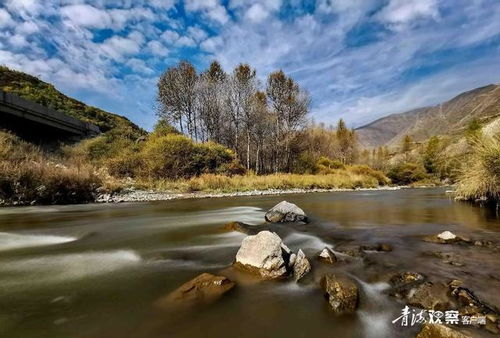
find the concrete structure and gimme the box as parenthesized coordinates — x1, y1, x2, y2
(0, 90, 100, 142)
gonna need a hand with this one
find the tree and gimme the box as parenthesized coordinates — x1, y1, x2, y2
(336, 119, 358, 164)
(157, 61, 198, 138)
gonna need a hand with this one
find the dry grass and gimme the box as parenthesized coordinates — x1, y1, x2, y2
(0, 130, 106, 205)
(455, 135, 500, 204)
(144, 168, 387, 193)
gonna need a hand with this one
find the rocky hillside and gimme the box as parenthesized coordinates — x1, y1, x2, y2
(0, 66, 144, 137)
(356, 84, 500, 147)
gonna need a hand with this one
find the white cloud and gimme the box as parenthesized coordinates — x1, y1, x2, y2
(15, 21, 39, 35)
(126, 58, 154, 74)
(184, 0, 230, 24)
(61, 4, 112, 29)
(100, 32, 144, 60)
(187, 26, 208, 42)
(377, 0, 439, 29)
(200, 36, 223, 53)
(147, 40, 169, 56)
(245, 4, 269, 23)
(0, 8, 15, 28)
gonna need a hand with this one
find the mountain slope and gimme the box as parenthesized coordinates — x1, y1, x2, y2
(356, 84, 500, 147)
(0, 66, 144, 137)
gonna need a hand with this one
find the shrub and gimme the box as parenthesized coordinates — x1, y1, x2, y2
(348, 165, 390, 185)
(455, 135, 500, 204)
(387, 162, 428, 185)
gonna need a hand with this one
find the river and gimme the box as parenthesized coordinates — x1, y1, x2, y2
(0, 188, 498, 338)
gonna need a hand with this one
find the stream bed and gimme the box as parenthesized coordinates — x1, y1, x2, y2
(0, 188, 498, 338)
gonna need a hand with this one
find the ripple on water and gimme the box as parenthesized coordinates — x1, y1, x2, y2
(0, 232, 77, 251)
(0, 250, 141, 288)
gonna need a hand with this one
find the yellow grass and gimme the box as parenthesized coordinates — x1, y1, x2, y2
(144, 168, 386, 193)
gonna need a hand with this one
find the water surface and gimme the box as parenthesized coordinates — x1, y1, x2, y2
(0, 188, 498, 338)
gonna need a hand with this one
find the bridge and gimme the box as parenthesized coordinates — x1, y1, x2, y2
(0, 90, 100, 142)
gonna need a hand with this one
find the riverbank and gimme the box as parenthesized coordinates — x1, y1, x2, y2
(96, 185, 407, 203)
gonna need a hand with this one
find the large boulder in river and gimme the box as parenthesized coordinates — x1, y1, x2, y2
(234, 231, 289, 279)
(321, 274, 359, 314)
(416, 324, 471, 338)
(318, 247, 337, 264)
(293, 249, 311, 281)
(265, 201, 308, 223)
(156, 273, 235, 308)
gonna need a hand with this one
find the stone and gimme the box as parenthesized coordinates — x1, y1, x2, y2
(318, 247, 337, 264)
(221, 221, 251, 234)
(416, 324, 472, 338)
(321, 274, 359, 314)
(407, 282, 453, 311)
(389, 272, 425, 288)
(264, 201, 308, 223)
(293, 249, 311, 281)
(234, 231, 288, 279)
(361, 243, 393, 252)
(156, 273, 235, 308)
(437, 231, 457, 241)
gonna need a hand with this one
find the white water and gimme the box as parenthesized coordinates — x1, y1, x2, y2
(284, 232, 332, 250)
(0, 250, 141, 287)
(0, 232, 77, 251)
(354, 278, 393, 338)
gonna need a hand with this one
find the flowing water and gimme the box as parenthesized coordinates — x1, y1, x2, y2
(0, 188, 498, 338)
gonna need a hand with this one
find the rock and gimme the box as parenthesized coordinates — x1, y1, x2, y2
(424, 231, 471, 244)
(318, 247, 337, 264)
(264, 201, 308, 223)
(361, 243, 393, 252)
(234, 231, 288, 279)
(293, 249, 311, 281)
(336, 245, 364, 257)
(438, 231, 457, 241)
(156, 273, 235, 308)
(416, 324, 472, 338)
(221, 221, 251, 234)
(389, 272, 425, 288)
(407, 282, 453, 311)
(426, 251, 464, 266)
(451, 286, 496, 316)
(321, 274, 359, 314)
(288, 253, 297, 269)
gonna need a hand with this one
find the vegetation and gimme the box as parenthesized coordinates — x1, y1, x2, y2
(0, 66, 144, 137)
(0, 130, 110, 205)
(455, 135, 500, 205)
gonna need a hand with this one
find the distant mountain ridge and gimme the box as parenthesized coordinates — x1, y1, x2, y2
(0, 66, 144, 137)
(356, 84, 500, 147)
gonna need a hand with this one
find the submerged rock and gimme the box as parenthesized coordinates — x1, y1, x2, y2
(360, 243, 393, 252)
(390, 272, 426, 287)
(156, 273, 235, 308)
(264, 201, 308, 223)
(318, 247, 337, 264)
(416, 324, 471, 338)
(293, 249, 311, 281)
(407, 282, 453, 311)
(321, 274, 359, 314)
(234, 231, 288, 279)
(221, 221, 252, 234)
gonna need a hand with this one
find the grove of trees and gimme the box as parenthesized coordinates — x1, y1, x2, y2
(157, 60, 361, 174)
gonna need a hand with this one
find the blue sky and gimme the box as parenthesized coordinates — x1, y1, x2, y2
(0, 0, 499, 131)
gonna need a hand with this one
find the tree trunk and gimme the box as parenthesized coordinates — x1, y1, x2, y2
(246, 131, 250, 170)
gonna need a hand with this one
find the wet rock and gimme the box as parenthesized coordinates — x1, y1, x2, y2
(221, 221, 251, 234)
(336, 245, 365, 258)
(451, 286, 496, 316)
(293, 249, 311, 281)
(416, 323, 472, 338)
(407, 282, 454, 311)
(234, 231, 288, 279)
(264, 201, 308, 223)
(361, 243, 393, 252)
(156, 273, 235, 308)
(424, 231, 471, 244)
(425, 251, 464, 266)
(321, 274, 359, 314)
(318, 247, 337, 264)
(389, 272, 425, 288)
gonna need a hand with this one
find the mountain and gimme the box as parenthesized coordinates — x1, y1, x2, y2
(356, 84, 500, 148)
(0, 66, 144, 137)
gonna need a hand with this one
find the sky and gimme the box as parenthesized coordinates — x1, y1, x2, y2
(0, 0, 499, 131)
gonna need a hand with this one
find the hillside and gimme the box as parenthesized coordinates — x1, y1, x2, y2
(0, 66, 144, 137)
(356, 84, 500, 147)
